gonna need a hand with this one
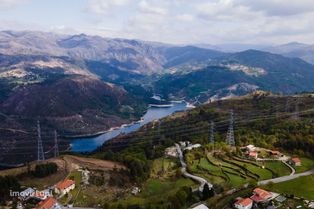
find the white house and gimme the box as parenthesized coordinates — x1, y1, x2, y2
(190, 204, 209, 209)
(184, 144, 201, 151)
(234, 198, 253, 209)
(246, 145, 256, 152)
(54, 179, 75, 195)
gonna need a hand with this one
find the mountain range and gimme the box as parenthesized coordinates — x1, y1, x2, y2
(264, 42, 314, 65)
(1, 30, 314, 142)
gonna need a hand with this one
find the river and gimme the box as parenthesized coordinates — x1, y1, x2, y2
(70, 101, 189, 152)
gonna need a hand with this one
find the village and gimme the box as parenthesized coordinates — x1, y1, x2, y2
(165, 142, 314, 209)
(6, 140, 313, 209)
(15, 167, 90, 209)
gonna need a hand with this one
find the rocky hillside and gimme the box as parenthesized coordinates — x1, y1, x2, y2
(0, 31, 165, 74)
(0, 52, 149, 164)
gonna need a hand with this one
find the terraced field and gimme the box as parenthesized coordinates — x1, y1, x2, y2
(228, 156, 273, 180)
(187, 153, 293, 189)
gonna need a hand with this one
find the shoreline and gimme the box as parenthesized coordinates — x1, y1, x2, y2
(62, 116, 146, 140)
(65, 101, 186, 140)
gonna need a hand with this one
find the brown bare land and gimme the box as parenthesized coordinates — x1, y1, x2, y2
(0, 155, 126, 189)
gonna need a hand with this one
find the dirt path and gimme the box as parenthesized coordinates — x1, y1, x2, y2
(61, 155, 126, 171)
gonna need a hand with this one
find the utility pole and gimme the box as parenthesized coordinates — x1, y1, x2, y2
(54, 130, 59, 158)
(37, 120, 45, 161)
(209, 121, 215, 144)
(226, 110, 235, 146)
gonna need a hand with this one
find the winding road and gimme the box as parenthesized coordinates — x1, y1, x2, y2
(282, 160, 296, 175)
(258, 170, 314, 185)
(175, 143, 213, 191)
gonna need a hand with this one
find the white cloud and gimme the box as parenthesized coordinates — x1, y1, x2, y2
(85, 0, 130, 15)
(2, 0, 314, 45)
(138, 0, 168, 15)
(238, 0, 314, 16)
(176, 14, 195, 22)
(0, 0, 28, 9)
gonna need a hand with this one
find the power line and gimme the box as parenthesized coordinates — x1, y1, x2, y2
(2, 106, 314, 156)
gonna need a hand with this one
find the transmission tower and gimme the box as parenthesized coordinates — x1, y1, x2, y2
(226, 110, 235, 146)
(37, 120, 45, 161)
(209, 121, 215, 144)
(54, 130, 59, 158)
(293, 97, 300, 120)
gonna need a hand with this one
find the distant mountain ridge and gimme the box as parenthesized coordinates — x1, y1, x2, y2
(0, 30, 165, 74)
(264, 42, 314, 64)
(155, 50, 314, 102)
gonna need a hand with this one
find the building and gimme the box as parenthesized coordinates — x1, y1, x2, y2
(190, 204, 209, 209)
(234, 198, 253, 209)
(165, 146, 178, 157)
(246, 145, 256, 152)
(248, 151, 258, 159)
(54, 179, 75, 195)
(250, 188, 273, 203)
(131, 186, 141, 195)
(269, 150, 282, 158)
(290, 157, 301, 166)
(184, 144, 202, 151)
(36, 197, 62, 209)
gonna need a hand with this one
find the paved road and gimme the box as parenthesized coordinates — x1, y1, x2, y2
(258, 170, 314, 185)
(175, 143, 213, 191)
(282, 160, 295, 176)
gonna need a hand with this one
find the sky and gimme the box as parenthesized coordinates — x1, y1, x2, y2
(1, 0, 314, 45)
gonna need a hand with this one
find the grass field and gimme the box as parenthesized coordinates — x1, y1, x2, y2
(65, 171, 82, 204)
(263, 174, 314, 200)
(293, 157, 314, 173)
(264, 161, 291, 176)
(150, 158, 177, 178)
(114, 156, 196, 207)
(118, 178, 195, 206)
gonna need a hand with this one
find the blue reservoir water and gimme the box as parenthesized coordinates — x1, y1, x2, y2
(70, 101, 188, 152)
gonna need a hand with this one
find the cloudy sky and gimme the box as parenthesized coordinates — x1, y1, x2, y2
(1, 0, 314, 45)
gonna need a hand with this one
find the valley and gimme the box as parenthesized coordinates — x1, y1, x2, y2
(1, 30, 314, 209)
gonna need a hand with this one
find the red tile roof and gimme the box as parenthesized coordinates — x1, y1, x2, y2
(292, 158, 301, 163)
(235, 198, 253, 206)
(253, 188, 272, 200)
(250, 194, 264, 202)
(37, 197, 56, 209)
(55, 179, 75, 190)
(249, 151, 258, 157)
(270, 151, 280, 155)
